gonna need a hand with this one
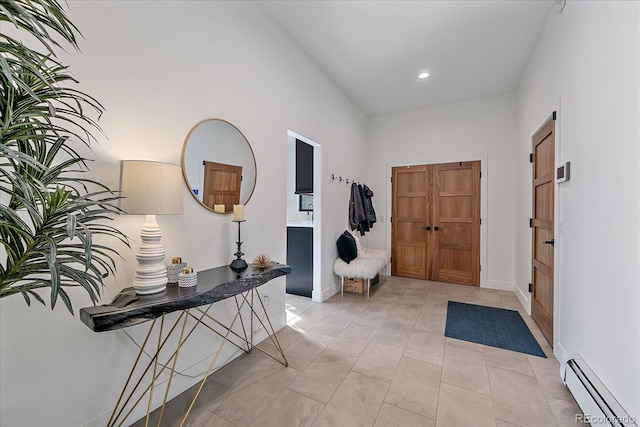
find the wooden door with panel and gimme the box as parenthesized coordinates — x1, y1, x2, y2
(432, 161, 480, 286)
(202, 161, 242, 212)
(531, 116, 555, 345)
(391, 165, 432, 279)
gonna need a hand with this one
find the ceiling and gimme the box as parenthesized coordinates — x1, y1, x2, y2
(260, 1, 556, 117)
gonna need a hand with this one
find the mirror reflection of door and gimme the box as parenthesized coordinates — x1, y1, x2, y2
(181, 118, 257, 213)
(202, 161, 242, 213)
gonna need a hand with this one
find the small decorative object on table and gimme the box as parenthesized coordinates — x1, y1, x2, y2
(167, 256, 187, 284)
(251, 254, 273, 271)
(230, 204, 248, 271)
(178, 266, 197, 288)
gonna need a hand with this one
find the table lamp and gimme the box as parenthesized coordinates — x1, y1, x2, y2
(119, 160, 184, 295)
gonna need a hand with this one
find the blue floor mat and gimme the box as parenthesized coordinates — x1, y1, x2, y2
(445, 301, 546, 358)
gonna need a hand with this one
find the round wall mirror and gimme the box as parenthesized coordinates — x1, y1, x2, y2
(181, 119, 257, 214)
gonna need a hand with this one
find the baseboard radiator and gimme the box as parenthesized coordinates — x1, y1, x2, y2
(564, 356, 637, 426)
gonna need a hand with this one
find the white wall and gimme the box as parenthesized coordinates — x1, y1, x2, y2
(516, 0, 639, 418)
(366, 93, 517, 290)
(0, 2, 367, 426)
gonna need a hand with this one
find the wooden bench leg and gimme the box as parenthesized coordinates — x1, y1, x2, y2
(366, 278, 370, 300)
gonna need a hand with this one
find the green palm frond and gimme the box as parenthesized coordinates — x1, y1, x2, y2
(1, 0, 129, 314)
(0, 0, 80, 53)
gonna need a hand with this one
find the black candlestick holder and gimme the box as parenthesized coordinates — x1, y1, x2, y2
(230, 220, 248, 271)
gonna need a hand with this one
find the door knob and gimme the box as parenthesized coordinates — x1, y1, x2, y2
(543, 239, 554, 246)
(434, 226, 440, 231)
(423, 226, 431, 231)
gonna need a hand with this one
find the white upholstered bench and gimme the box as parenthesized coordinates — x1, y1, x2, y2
(333, 248, 390, 299)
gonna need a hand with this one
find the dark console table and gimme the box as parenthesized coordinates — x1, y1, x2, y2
(80, 264, 291, 427)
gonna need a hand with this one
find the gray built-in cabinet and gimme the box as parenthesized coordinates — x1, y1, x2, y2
(286, 226, 313, 297)
(294, 139, 313, 194)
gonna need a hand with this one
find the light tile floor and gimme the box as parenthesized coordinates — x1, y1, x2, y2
(132, 276, 582, 427)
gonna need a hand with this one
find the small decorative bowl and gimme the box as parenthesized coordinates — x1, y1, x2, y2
(178, 271, 197, 288)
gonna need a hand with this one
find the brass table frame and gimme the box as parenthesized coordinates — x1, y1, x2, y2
(106, 287, 287, 427)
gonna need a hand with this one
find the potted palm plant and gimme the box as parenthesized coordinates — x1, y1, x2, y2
(0, 0, 127, 313)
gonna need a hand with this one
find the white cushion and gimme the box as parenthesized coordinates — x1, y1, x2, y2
(333, 249, 390, 280)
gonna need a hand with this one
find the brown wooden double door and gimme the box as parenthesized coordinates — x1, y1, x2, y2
(391, 161, 480, 286)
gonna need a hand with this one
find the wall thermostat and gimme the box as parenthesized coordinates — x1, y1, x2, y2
(557, 162, 570, 183)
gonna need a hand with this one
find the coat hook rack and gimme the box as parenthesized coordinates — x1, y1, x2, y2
(331, 174, 363, 186)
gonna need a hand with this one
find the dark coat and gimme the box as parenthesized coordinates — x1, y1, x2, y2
(362, 185, 377, 225)
(357, 184, 370, 235)
(349, 182, 366, 231)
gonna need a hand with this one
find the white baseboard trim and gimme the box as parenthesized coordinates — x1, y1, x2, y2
(311, 288, 324, 302)
(513, 283, 532, 315)
(483, 279, 514, 291)
(316, 282, 340, 302)
(267, 312, 287, 334)
(554, 341, 570, 378)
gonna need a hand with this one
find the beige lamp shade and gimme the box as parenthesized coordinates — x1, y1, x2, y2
(119, 160, 183, 295)
(119, 160, 183, 215)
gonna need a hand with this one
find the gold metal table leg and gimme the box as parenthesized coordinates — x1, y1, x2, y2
(109, 288, 287, 426)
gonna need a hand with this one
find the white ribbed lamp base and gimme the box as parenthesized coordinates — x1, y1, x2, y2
(133, 214, 168, 295)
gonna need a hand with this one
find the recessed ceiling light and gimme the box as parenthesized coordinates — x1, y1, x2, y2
(418, 72, 430, 79)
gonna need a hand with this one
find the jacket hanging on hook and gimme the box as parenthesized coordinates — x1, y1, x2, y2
(349, 182, 366, 231)
(357, 184, 371, 235)
(362, 184, 377, 227)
